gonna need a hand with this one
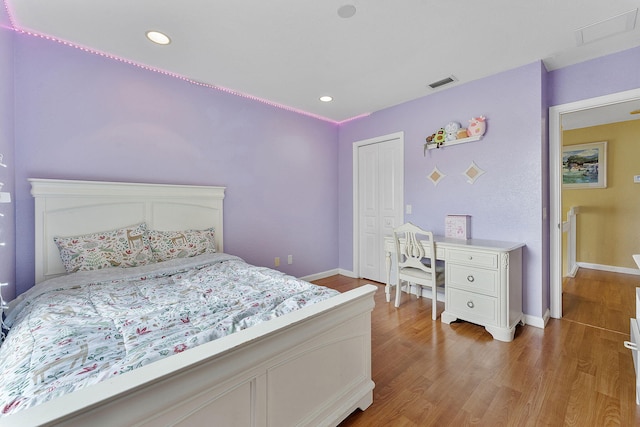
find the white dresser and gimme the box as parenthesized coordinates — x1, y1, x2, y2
(384, 236, 524, 342)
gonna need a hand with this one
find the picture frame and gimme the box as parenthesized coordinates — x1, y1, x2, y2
(445, 214, 471, 240)
(562, 141, 607, 189)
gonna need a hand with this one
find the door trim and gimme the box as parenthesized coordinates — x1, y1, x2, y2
(549, 87, 640, 319)
(352, 131, 404, 279)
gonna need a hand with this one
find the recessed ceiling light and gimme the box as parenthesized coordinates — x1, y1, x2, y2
(320, 95, 333, 102)
(337, 5, 357, 19)
(146, 30, 171, 45)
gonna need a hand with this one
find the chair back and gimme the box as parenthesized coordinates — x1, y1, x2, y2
(393, 222, 436, 274)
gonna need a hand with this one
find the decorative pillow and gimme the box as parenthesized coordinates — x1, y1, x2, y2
(148, 228, 216, 262)
(54, 223, 154, 273)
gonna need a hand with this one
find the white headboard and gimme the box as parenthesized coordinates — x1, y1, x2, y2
(30, 179, 226, 284)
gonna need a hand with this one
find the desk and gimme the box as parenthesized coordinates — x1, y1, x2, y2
(384, 236, 524, 342)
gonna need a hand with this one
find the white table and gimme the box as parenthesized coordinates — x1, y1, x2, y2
(384, 236, 525, 342)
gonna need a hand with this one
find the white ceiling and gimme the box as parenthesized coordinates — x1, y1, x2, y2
(6, 1, 640, 123)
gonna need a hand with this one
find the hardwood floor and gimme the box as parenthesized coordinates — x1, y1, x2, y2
(312, 271, 640, 426)
(562, 269, 638, 334)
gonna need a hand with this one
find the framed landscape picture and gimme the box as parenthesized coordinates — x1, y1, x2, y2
(562, 141, 607, 189)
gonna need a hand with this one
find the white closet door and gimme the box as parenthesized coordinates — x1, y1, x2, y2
(358, 138, 403, 283)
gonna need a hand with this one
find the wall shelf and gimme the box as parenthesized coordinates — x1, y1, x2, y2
(426, 135, 482, 150)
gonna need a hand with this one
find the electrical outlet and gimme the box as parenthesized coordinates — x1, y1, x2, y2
(288, 255, 293, 265)
(274, 257, 280, 267)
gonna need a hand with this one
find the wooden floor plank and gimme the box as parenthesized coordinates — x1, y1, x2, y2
(313, 270, 640, 426)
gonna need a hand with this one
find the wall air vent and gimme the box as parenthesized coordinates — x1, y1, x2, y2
(428, 75, 457, 89)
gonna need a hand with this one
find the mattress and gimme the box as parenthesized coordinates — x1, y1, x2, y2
(0, 253, 339, 416)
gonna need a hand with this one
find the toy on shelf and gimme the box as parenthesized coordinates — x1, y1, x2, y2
(467, 116, 486, 137)
(433, 128, 446, 145)
(424, 133, 436, 155)
(424, 116, 487, 153)
(444, 121, 461, 141)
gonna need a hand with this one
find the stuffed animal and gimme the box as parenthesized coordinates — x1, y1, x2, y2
(433, 128, 446, 147)
(424, 134, 436, 155)
(457, 129, 469, 139)
(467, 116, 487, 137)
(444, 122, 461, 141)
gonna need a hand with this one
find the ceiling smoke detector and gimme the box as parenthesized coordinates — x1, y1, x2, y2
(337, 5, 357, 19)
(428, 75, 457, 90)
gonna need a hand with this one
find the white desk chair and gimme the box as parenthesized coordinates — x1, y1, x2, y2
(393, 222, 445, 319)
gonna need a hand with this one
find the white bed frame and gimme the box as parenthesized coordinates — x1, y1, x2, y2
(6, 179, 375, 426)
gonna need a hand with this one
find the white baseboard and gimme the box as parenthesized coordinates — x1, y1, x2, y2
(567, 264, 579, 278)
(577, 262, 640, 276)
(412, 286, 445, 302)
(524, 308, 549, 329)
(337, 269, 359, 279)
(300, 269, 341, 282)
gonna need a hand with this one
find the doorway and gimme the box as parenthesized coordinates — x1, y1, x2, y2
(549, 87, 640, 319)
(352, 132, 404, 283)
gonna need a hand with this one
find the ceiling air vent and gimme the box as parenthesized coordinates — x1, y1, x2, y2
(428, 75, 457, 89)
(575, 8, 637, 46)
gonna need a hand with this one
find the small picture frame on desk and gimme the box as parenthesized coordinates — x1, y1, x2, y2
(445, 215, 470, 239)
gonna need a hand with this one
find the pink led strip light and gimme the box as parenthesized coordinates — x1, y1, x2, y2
(2, 1, 370, 125)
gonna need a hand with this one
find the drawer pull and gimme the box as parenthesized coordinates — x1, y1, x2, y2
(467, 300, 474, 309)
(468, 256, 473, 260)
(467, 275, 475, 283)
(624, 341, 638, 351)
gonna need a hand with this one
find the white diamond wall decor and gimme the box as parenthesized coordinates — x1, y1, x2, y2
(428, 166, 446, 186)
(463, 161, 485, 184)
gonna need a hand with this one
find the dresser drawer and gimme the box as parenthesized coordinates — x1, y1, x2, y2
(447, 249, 498, 269)
(448, 264, 498, 296)
(447, 288, 497, 326)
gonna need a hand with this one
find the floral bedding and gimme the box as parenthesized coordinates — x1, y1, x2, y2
(0, 253, 339, 417)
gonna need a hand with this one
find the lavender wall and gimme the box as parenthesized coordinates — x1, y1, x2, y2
(540, 62, 550, 314)
(548, 45, 640, 107)
(8, 22, 640, 318)
(0, 8, 16, 301)
(13, 34, 339, 294)
(338, 63, 546, 317)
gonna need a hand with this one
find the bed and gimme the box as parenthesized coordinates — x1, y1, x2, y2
(0, 178, 376, 426)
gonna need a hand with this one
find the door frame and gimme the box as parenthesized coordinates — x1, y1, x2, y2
(549, 87, 640, 319)
(352, 131, 404, 279)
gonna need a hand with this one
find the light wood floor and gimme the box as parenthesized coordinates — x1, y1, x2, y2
(562, 268, 638, 334)
(313, 269, 640, 426)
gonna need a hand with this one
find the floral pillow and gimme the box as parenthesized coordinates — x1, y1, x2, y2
(54, 223, 154, 273)
(148, 228, 216, 262)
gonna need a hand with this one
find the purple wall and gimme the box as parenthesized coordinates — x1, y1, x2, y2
(0, 8, 16, 301)
(338, 63, 546, 317)
(548, 45, 640, 107)
(540, 62, 550, 314)
(13, 34, 339, 294)
(5, 18, 640, 320)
